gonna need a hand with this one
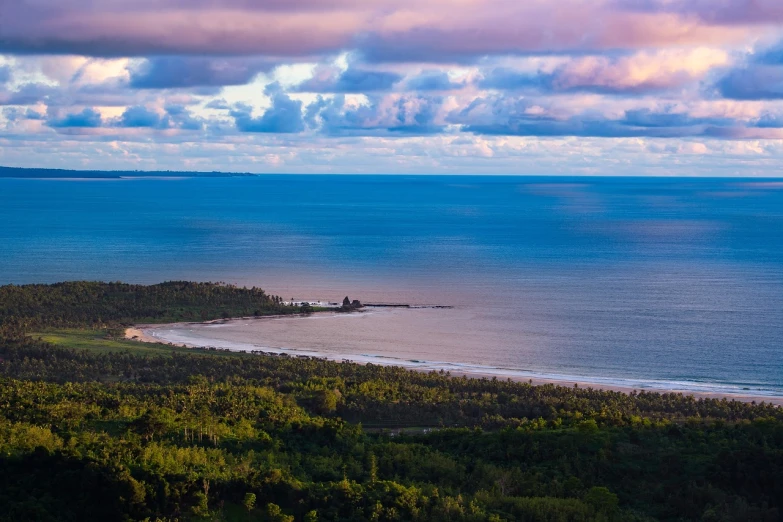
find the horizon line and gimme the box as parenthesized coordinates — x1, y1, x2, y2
(2, 165, 783, 180)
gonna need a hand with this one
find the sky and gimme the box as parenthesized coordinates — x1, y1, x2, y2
(1, 0, 783, 175)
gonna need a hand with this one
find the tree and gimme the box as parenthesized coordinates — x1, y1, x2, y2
(368, 452, 378, 483)
(584, 487, 619, 516)
(243, 492, 256, 512)
(265, 503, 294, 522)
(191, 492, 209, 517)
(130, 409, 172, 441)
(313, 389, 340, 415)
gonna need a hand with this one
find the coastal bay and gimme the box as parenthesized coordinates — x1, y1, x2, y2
(127, 307, 783, 405)
(4, 278, 783, 521)
(4, 175, 783, 402)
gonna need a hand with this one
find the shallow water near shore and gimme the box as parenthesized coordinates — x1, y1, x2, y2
(147, 303, 783, 399)
(2, 175, 783, 398)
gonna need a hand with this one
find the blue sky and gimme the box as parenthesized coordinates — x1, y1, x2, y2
(1, 0, 783, 175)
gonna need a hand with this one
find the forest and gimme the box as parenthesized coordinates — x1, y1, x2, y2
(0, 282, 781, 522)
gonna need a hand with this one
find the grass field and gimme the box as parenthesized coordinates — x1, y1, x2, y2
(29, 328, 246, 357)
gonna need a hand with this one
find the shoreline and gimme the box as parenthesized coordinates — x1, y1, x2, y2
(125, 318, 783, 406)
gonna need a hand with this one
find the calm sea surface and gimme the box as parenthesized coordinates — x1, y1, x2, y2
(2, 176, 782, 396)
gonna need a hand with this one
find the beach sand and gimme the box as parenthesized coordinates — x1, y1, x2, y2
(455, 371, 783, 405)
(125, 319, 783, 406)
(124, 326, 165, 345)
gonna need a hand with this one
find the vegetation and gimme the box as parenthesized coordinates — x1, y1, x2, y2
(0, 166, 254, 179)
(0, 281, 301, 330)
(0, 282, 781, 521)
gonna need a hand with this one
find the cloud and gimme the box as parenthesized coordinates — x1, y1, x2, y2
(1, 0, 782, 175)
(713, 40, 783, 100)
(0, 83, 57, 106)
(717, 65, 783, 100)
(0, 3, 357, 57)
(622, 108, 732, 128)
(205, 99, 230, 110)
(357, 8, 747, 64)
(755, 42, 783, 65)
(129, 57, 273, 89)
(479, 68, 542, 91)
(231, 84, 304, 133)
(117, 106, 167, 128)
(3, 107, 45, 121)
(619, 0, 783, 25)
(547, 49, 728, 94)
(0, 65, 11, 84)
(296, 66, 402, 93)
(405, 70, 464, 91)
(481, 49, 728, 95)
(0, 0, 753, 59)
(451, 95, 751, 138)
(308, 93, 445, 135)
(164, 104, 205, 130)
(47, 107, 103, 128)
(463, 119, 697, 138)
(114, 104, 204, 130)
(754, 113, 783, 128)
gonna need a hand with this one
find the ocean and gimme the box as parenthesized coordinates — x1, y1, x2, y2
(2, 175, 782, 397)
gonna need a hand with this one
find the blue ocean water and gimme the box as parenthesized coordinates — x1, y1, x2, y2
(2, 175, 782, 396)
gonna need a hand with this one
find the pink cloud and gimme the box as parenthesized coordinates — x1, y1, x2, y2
(619, 0, 783, 25)
(0, 0, 760, 58)
(549, 48, 729, 93)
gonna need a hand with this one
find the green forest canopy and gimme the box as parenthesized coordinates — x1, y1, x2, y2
(0, 281, 780, 522)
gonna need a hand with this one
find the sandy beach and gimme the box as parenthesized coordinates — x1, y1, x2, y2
(125, 317, 783, 406)
(124, 326, 161, 344)
(456, 371, 783, 406)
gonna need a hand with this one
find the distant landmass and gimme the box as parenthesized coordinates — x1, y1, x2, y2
(0, 165, 255, 179)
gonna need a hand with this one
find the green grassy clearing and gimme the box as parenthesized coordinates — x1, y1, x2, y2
(29, 328, 247, 357)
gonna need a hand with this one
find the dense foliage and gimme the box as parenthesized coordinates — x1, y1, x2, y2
(0, 282, 781, 522)
(0, 281, 297, 330)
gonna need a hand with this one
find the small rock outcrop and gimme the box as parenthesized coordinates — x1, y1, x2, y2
(341, 296, 363, 311)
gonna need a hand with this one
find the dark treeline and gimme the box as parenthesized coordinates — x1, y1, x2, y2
(0, 282, 781, 522)
(0, 281, 299, 332)
(0, 166, 254, 179)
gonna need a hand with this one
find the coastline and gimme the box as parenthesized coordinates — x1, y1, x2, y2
(123, 311, 328, 344)
(124, 326, 161, 344)
(125, 318, 783, 406)
(458, 372, 783, 406)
